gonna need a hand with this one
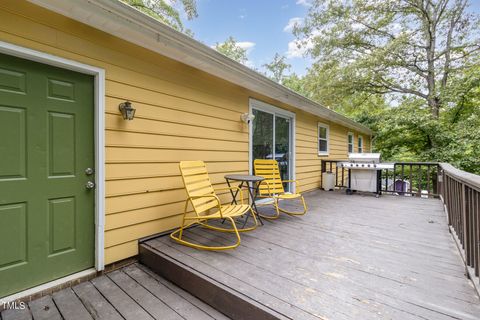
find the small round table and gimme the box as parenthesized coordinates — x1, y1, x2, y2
(224, 174, 265, 226)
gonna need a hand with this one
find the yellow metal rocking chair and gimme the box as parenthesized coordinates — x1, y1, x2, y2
(170, 161, 258, 250)
(254, 159, 307, 219)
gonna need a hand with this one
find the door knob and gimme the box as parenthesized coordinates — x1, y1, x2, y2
(85, 167, 94, 175)
(86, 181, 95, 189)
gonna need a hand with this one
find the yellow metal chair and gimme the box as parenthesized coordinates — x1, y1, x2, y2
(254, 159, 307, 219)
(170, 160, 258, 250)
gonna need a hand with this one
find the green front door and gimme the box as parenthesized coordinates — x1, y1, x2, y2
(0, 53, 95, 297)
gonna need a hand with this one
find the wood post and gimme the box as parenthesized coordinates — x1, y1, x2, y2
(462, 182, 468, 264)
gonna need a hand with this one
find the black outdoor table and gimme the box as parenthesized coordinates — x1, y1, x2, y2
(224, 174, 265, 226)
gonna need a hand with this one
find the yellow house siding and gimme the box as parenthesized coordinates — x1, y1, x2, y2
(1, 1, 370, 264)
(293, 110, 370, 191)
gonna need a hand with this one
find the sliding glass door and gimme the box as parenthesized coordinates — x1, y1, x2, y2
(274, 115, 291, 183)
(251, 102, 294, 191)
(252, 109, 274, 162)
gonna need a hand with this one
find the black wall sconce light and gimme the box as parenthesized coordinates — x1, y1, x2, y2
(119, 101, 136, 120)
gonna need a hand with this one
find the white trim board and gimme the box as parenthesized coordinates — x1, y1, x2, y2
(0, 40, 106, 271)
(317, 122, 330, 156)
(358, 135, 364, 153)
(250, 98, 295, 118)
(248, 98, 296, 192)
(347, 131, 354, 154)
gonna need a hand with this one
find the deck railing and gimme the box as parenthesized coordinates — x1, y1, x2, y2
(320, 159, 480, 294)
(320, 160, 439, 197)
(440, 163, 480, 291)
(382, 162, 440, 197)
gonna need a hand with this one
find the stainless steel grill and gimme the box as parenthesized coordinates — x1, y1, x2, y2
(340, 153, 394, 196)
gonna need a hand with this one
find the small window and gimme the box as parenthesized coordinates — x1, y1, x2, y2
(347, 132, 354, 153)
(318, 123, 329, 155)
(358, 136, 364, 153)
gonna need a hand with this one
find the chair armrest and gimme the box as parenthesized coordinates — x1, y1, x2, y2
(187, 194, 223, 217)
(258, 180, 274, 197)
(214, 186, 245, 204)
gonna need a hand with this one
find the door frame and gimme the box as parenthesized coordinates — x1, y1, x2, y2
(248, 98, 296, 191)
(0, 41, 106, 271)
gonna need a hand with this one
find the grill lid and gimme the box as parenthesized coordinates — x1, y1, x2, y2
(348, 153, 381, 163)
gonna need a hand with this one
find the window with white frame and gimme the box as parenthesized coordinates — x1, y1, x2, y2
(347, 132, 354, 153)
(318, 123, 329, 155)
(358, 135, 364, 153)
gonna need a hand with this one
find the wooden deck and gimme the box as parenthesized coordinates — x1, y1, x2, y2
(0, 264, 230, 320)
(141, 190, 480, 320)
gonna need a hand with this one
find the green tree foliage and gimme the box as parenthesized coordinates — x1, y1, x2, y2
(295, 0, 479, 119)
(369, 91, 480, 174)
(214, 36, 249, 64)
(121, 0, 197, 35)
(263, 53, 291, 83)
(286, 0, 480, 173)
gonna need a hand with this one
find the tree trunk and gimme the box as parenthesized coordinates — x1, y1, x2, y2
(428, 96, 441, 119)
(423, 1, 440, 120)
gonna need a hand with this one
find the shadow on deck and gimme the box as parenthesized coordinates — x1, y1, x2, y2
(141, 190, 480, 320)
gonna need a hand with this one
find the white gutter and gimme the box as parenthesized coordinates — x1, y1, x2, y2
(28, 0, 372, 135)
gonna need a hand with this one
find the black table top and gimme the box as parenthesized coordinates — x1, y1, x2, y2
(224, 174, 265, 182)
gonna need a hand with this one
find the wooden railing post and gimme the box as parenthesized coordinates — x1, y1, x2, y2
(475, 191, 479, 278)
(462, 182, 469, 266)
(441, 170, 450, 226)
(436, 164, 441, 197)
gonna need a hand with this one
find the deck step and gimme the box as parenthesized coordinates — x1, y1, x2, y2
(139, 241, 288, 320)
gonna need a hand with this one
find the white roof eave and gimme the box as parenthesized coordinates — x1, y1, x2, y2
(28, 0, 373, 135)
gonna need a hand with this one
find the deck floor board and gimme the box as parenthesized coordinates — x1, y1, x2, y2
(134, 263, 230, 320)
(1, 264, 226, 320)
(107, 269, 183, 320)
(122, 264, 221, 320)
(0, 308, 32, 320)
(145, 190, 480, 320)
(28, 296, 62, 320)
(51, 288, 93, 320)
(90, 275, 154, 320)
(72, 280, 124, 320)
